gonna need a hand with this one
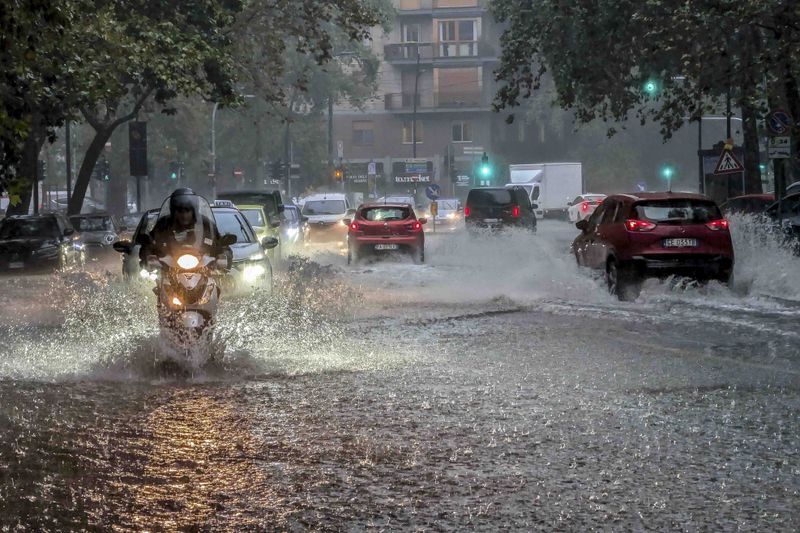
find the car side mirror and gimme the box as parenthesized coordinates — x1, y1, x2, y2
(576, 220, 589, 232)
(419, 217, 428, 225)
(301, 216, 309, 223)
(342, 218, 352, 226)
(261, 236, 279, 250)
(270, 220, 281, 229)
(220, 233, 237, 246)
(112, 240, 132, 254)
(135, 233, 152, 246)
(532, 204, 539, 210)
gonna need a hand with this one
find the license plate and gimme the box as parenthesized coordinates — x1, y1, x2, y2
(663, 238, 698, 248)
(483, 218, 500, 223)
(374, 244, 398, 251)
(8, 261, 24, 269)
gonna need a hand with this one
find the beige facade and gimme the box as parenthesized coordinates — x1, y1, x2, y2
(333, 0, 499, 199)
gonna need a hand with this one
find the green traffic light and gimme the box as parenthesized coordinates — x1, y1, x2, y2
(170, 172, 178, 180)
(660, 165, 674, 180)
(644, 79, 658, 95)
(480, 164, 491, 177)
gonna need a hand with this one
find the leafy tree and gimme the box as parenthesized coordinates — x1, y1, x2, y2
(491, 0, 800, 193)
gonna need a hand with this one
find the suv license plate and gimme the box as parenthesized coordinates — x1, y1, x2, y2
(483, 218, 500, 223)
(663, 238, 698, 248)
(8, 261, 24, 269)
(375, 244, 398, 251)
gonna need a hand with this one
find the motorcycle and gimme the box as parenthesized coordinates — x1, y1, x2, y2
(136, 193, 237, 366)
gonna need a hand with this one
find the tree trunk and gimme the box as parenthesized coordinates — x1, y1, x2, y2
(7, 124, 45, 216)
(69, 126, 113, 215)
(741, 102, 762, 194)
(782, 57, 800, 188)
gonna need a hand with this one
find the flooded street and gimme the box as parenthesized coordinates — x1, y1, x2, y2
(1, 221, 799, 530)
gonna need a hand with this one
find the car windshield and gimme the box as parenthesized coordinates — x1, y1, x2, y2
(0, 218, 59, 239)
(303, 200, 346, 215)
(469, 189, 512, 206)
(362, 207, 411, 221)
(437, 199, 459, 211)
(241, 209, 265, 227)
(282, 208, 298, 223)
(214, 211, 254, 243)
(71, 216, 114, 232)
(635, 200, 721, 224)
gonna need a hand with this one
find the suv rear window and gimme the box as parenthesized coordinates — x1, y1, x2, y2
(303, 200, 346, 215)
(634, 200, 721, 224)
(0, 218, 59, 239)
(361, 206, 411, 221)
(468, 189, 512, 206)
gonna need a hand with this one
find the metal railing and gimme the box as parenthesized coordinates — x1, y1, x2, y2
(384, 41, 495, 61)
(397, 0, 486, 11)
(384, 91, 486, 111)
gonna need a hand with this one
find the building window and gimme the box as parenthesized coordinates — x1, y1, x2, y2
(452, 121, 472, 142)
(402, 23, 421, 43)
(402, 120, 423, 144)
(352, 121, 374, 146)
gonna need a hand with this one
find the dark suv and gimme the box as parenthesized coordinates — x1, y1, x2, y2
(464, 186, 537, 233)
(0, 213, 85, 272)
(572, 192, 734, 300)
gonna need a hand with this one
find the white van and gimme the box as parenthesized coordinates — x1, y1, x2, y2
(301, 193, 353, 244)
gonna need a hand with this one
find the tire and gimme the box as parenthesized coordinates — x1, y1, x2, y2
(607, 259, 640, 302)
(347, 246, 358, 265)
(413, 246, 425, 264)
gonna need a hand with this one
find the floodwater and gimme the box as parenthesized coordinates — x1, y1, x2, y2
(1, 219, 799, 530)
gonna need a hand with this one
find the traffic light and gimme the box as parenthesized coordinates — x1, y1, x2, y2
(101, 159, 110, 181)
(659, 163, 675, 181)
(643, 78, 659, 96)
(169, 161, 180, 180)
(479, 152, 492, 179)
(333, 165, 345, 182)
(36, 159, 47, 181)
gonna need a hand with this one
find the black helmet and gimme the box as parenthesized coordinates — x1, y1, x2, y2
(169, 188, 198, 219)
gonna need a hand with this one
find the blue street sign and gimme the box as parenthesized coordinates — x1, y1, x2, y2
(425, 183, 441, 201)
(767, 109, 793, 135)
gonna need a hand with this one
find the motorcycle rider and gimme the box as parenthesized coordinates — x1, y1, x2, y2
(140, 188, 229, 267)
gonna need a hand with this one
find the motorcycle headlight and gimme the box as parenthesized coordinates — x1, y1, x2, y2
(139, 268, 158, 281)
(177, 254, 200, 270)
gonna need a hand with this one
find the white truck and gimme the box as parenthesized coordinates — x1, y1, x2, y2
(506, 162, 583, 219)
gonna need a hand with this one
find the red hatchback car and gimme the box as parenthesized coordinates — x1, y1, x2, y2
(572, 192, 734, 300)
(346, 203, 427, 264)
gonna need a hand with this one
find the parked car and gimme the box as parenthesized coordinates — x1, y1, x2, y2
(720, 194, 775, 216)
(764, 192, 800, 254)
(464, 186, 537, 233)
(573, 192, 734, 300)
(69, 213, 121, 259)
(0, 213, 85, 272)
(302, 193, 353, 244)
(112, 209, 160, 279)
(346, 203, 426, 264)
(567, 194, 607, 222)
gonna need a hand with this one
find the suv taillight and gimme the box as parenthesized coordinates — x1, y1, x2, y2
(625, 219, 657, 232)
(511, 205, 520, 218)
(581, 201, 590, 212)
(705, 219, 729, 231)
(464, 206, 470, 217)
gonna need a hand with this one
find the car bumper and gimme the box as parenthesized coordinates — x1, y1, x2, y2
(351, 235, 423, 253)
(630, 254, 734, 278)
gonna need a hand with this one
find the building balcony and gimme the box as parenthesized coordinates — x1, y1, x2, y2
(384, 91, 489, 112)
(397, 0, 488, 15)
(384, 41, 497, 63)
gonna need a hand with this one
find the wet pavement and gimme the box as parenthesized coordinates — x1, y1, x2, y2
(1, 220, 799, 530)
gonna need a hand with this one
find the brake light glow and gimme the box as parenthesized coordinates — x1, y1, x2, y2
(412, 221, 422, 231)
(581, 201, 590, 212)
(511, 205, 520, 218)
(706, 219, 729, 231)
(349, 221, 360, 231)
(464, 206, 470, 217)
(625, 219, 657, 232)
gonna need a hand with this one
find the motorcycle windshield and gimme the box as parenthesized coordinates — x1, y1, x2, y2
(153, 193, 218, 257)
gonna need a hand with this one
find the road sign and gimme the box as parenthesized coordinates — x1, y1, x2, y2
(337, 140, 344, 159)
(769, 136, 791, 159)
(767, 109, 793, 135)
(713, 149, 744, 175)
(462, 145, 484, 155)
(430, 201, 438, 216)
(367, 162, 376, 175)
(425, 183, 441, 201)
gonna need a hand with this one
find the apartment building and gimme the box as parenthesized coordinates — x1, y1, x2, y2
(332, 0, 501, 200)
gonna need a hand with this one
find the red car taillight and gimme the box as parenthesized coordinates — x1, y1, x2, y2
(511, 205, 520, 218)
(581, 201, 590, 212)
(705, 219, 729, 231)
(412, 221, 422, 232)
(349, 221, 360, 231)
(464, 206, 470, 217)
(625, 219, 657, 232)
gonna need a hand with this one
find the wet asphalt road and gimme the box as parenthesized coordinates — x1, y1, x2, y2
(1, 220, 799, 531)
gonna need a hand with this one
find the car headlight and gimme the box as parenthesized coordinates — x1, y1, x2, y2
(242, 264, 266, 283)
(248, 251, 265, 261)
(139, 268, 158, 281)
(287, 227, 298, 237)
(177, 254, 200, 270)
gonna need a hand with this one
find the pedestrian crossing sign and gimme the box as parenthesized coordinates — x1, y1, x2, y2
(713, 149, 744, 175)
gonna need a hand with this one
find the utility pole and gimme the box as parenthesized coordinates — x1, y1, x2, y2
(412, 50, 421, 159)
(328, 96, 334, 169)
(65, 121, 72, 203)
(697, 119, 703, 194)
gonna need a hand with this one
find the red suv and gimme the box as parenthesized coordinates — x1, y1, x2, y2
(346, 203, 427, 264)
(572, 192, 734, 300)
